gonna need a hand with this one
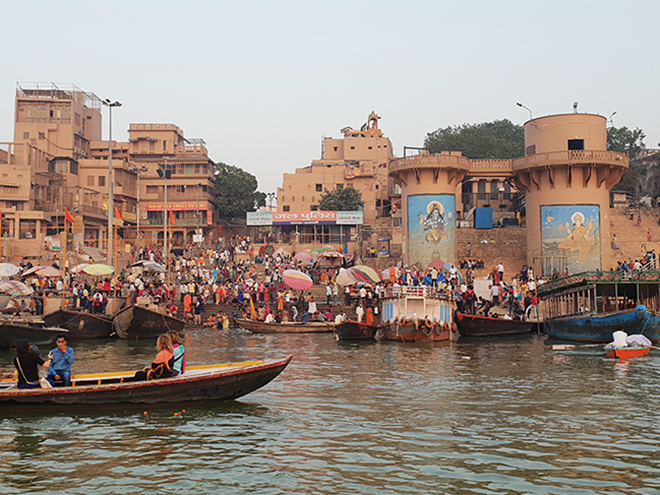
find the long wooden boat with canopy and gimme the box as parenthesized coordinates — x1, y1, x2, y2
(538, 271, 660, 343)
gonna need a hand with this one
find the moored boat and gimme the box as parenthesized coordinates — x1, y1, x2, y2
(538, 271, 660, 343)
(0, 317, 68, 348)
(236, 318, 334, 333)
(113, 305, 186, 339)
(0, 356, 292, 405)
(334, 320, 378, 341)
(376, 287, 458, 342)
(44, 309, 114, 339)
(454, 312, 534, 337)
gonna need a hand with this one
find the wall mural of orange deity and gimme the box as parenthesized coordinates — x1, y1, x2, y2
(541, 204, 600, 273)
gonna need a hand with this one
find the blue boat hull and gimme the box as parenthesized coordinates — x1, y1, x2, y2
(545, 308, 660, 343)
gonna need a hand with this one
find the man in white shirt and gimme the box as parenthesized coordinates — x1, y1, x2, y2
(490, 284, 500, 306)
(356, 304, 364, 322)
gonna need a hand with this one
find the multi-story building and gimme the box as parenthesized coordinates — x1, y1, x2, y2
(277, 112, 395, 224)
(0, 82, 218, 257)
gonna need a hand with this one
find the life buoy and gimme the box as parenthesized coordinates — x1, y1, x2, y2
(399, 315, 407, 326)
(434, 320, 445, 337)
(425, 317, 434, 329)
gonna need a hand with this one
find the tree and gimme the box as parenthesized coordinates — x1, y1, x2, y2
(318, 186, 364, 211)
(424, 119, 525, 159)
(213, 162, 266, 218)
(607, 126, 646, 158)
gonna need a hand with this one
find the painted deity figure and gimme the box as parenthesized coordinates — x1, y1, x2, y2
(558, 212, 595, 262)
(418, 201, 451, 243)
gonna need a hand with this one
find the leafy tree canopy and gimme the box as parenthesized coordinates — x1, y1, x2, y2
(607, 126, 646, 158)
(318, 186, 364, 211)
(213, 162, 266, 218)
(424, 119, 524, 159)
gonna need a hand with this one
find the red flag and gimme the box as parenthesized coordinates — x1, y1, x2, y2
(115, 207, 123, 221)
(64, 208, 74, 223)
(170, 209, 176, 225)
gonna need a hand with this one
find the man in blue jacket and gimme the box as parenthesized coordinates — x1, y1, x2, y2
(47, 335, 74, 387)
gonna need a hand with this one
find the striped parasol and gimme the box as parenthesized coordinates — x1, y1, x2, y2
(295, 252, 313, 263)
(350, 265, 382, 284)
(282, 269, 313, 291)
(0, 263, 20, 278)
(0, 280, 34, 296)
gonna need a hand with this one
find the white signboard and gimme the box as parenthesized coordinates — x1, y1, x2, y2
(193, 234, 204, 243)
(336, 211, 364, 225)
(246, 212, 273, 226)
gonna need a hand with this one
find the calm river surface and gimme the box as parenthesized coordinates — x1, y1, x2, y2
(0, 328, 659, 494)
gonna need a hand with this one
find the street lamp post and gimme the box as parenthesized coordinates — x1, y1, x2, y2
(158, 158, 171, 273)
(102, 99, 122, 265)
(129, 164, 147, 252)
(516, 102, 533, 121)
(196, 183, 201, 233)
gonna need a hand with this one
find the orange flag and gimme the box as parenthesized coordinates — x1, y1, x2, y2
(115, 207, 123, 221)
(64, 208, 74, 223)
(170, 209, 176, 225)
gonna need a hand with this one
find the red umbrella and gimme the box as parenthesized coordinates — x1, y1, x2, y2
(282, 269, 313, 291)
(350, 265, 382, 284)
(295, 252, 313, 263)
(428, 260, 446, 269)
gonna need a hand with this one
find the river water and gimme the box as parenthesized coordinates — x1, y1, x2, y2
(0, 328, 659, 494)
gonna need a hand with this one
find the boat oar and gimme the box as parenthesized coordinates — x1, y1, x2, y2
(552, 343, 606, 350)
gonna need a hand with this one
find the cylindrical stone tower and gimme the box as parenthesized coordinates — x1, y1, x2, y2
(389, 151, 468, 267)
(513, 113, 629, 275)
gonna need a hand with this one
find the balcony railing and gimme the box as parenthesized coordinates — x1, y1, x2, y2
(147, 218, 205, 226)
(512, 150, 628, 170)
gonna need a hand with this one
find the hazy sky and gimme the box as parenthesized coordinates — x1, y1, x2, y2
(1, 0, 658, 196)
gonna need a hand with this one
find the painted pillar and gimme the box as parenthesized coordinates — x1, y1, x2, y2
(513, 114, 628, 276)
(389, 151, 468, 267)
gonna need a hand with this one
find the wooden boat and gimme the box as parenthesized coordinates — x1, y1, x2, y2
(0, 318, 68, 348)
(236, 318, 334, 334)
(113, 305, 186, 339)
(43, 309, 114, 339)
(605, 347, 650, 359)
(378, 286, 459, 342)
(539, 271, 660, 343)
(454, 313, 534, 337)
(0, 356, 292, 405)
(334, 320, 378, 341)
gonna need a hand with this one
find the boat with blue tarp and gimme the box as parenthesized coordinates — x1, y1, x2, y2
(538, 270, 660, 343)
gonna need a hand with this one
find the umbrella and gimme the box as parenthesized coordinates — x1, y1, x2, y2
(282, 269, 313, 291)
(350, 265, 382, 284)
(132, 260, 166, 273)
(320, 251, 344, 258)
(34, 266, 63, 278)
(428, 260, 446, 270)
(22, 265, 47, 277)
(0, 280, 34, 296)
(295, 252, 313, 263)
(336, 267, 357, 286)
(71, 263, 89, 274)
(82, 264, 115, 276)
(0, 263, 20, 278)
(273, 247, 291, 257)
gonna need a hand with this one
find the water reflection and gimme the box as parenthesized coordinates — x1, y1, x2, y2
(0, 330, 659, 494)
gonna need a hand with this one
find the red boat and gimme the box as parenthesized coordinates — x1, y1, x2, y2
(377, 317, 459, 342)
(605, 347, 650, 359)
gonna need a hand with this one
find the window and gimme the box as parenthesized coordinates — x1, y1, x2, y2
(282, 205, 290, 211)
(149, 141, 155, 150)
(477, 179, 486, 200)
(3, 186, 18, 194)
(310, 205, 318, 211)
(568, 139, 584, 150)
(333, 147, 338, 151)
(70, 162, 78, 175)
(315, 183, 322, 192)
(38, 132, 45, 140)
(368, 146, 372, 150)
(98, 176, 106, 187)
(195, 164, 201, 174)
(503, 182, 512, 200)
(175, 185, 186, 193)
(146, 185, 159, 194)
(490, 181, 499, 201)
(186, 164, 193, 175)
(23, 132, 29, 139)
(163, 140, 167, 151)
(350, 146, 355, 150)
(87, 176, 95, 187)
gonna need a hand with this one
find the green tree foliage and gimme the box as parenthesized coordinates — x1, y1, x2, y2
(607, 126, 646, 158)
(318, 186, 364, 211)
(213, 162, 266, 218)
(424, 119, 525, 159)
